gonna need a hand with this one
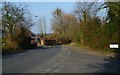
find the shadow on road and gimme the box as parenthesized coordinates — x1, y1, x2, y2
(35, 46, 55, 49)
(86, 51, 120, 74)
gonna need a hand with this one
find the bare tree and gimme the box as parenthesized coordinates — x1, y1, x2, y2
(74, 2, 106, 23)
(74, 2, 107, 44)
(2, 2, 34, 50)
(23, 13, 34, 29)
(62, 14, 80, 42)
(51, 8, 64, 35)
(2, 2, 28, 40)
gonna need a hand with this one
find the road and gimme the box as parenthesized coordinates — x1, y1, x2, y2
(2, 46, 119, 73)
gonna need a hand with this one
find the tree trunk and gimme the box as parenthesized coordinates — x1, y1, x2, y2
(10, 30, 13, 41)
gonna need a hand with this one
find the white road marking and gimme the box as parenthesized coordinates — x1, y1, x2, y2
(54, 69, 60, 72)
(45, 68, 51, 71)
(52, 47, 70, 72)
(44, 47, 70, 72)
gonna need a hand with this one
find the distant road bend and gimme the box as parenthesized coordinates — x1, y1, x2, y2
(3, 46, 119, 73)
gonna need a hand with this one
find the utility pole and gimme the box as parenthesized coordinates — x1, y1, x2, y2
(39, 17, 43, 37)
(42, 16, 46, 38)
(35, 15, 38, 33)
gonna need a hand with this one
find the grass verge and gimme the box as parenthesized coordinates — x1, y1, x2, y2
(63, 43, 116, 57)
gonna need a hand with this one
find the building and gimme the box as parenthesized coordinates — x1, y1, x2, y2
(30, 33, 57, 47)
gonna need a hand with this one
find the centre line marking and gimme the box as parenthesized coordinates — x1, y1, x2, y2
(54, 69, 60, 72)
(44, 47, 70, 72)
(46, 68, 51, 71)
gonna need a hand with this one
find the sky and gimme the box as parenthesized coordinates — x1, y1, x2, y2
(5, 0, 119, 2)
(25, 2, 75, 34)
(12, 2, 107, 34)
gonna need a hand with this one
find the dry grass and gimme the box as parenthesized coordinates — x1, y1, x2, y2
(65, 43, 116, 57)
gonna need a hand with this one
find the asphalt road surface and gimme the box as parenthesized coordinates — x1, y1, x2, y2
(2, 46, 120, 73)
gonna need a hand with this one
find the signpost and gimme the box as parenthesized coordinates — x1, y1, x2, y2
(109, 43, 119, 49)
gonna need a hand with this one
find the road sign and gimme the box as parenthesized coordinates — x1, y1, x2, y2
(109, 43, 119, 49)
